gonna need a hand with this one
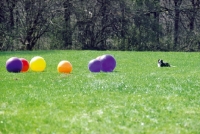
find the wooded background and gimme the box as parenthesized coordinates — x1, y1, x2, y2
(0, 0, 200, 51)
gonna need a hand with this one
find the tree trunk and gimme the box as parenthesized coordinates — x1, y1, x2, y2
(63, 0, 72, 49)
(173, 0, 182, 50)
(154, 0, 160, 48)
(99, 0, 107, 50)
(120, 1, 126, 50)
(189, 0, 199, 32)
(0, 1, 5, 49)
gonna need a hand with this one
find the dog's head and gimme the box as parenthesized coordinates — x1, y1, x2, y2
(158, 59, 163, 63)
(157, 59, 163, 67)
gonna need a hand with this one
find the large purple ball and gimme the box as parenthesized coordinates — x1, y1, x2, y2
(100, 54, 116, 72)
(88, 59, 101, 72)
(6, 57, 23, 73)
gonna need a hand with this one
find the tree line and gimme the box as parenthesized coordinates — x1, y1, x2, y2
(0, 0, 200, 51)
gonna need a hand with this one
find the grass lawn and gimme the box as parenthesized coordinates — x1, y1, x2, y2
(0, 50, 200, 133)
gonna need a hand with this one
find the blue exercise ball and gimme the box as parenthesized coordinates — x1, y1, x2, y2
(99, 54, 116, 72)
(88, 59, 101, 72)
(6, 57, 23, 73)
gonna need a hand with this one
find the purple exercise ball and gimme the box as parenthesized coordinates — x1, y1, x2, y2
(99, 54, 116, 72)
(88, 59, 101, 72)
(6, 57, 23, 73)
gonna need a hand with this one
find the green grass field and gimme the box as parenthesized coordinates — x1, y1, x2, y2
(0, 50, 200, 133)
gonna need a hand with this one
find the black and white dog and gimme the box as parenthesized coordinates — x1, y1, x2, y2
(158, 59, 170, 67)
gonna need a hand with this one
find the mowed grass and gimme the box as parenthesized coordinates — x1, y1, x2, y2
(0, 50, 200, 133)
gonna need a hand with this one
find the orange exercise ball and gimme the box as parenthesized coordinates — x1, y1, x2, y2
(57, 60, 72, 73)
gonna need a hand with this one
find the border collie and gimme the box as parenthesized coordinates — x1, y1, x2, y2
(158, 59, 170, 67)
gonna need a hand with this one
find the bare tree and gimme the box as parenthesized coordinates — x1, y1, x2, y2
(72, 0, 130, 50)
(16, 0, 57, 50)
